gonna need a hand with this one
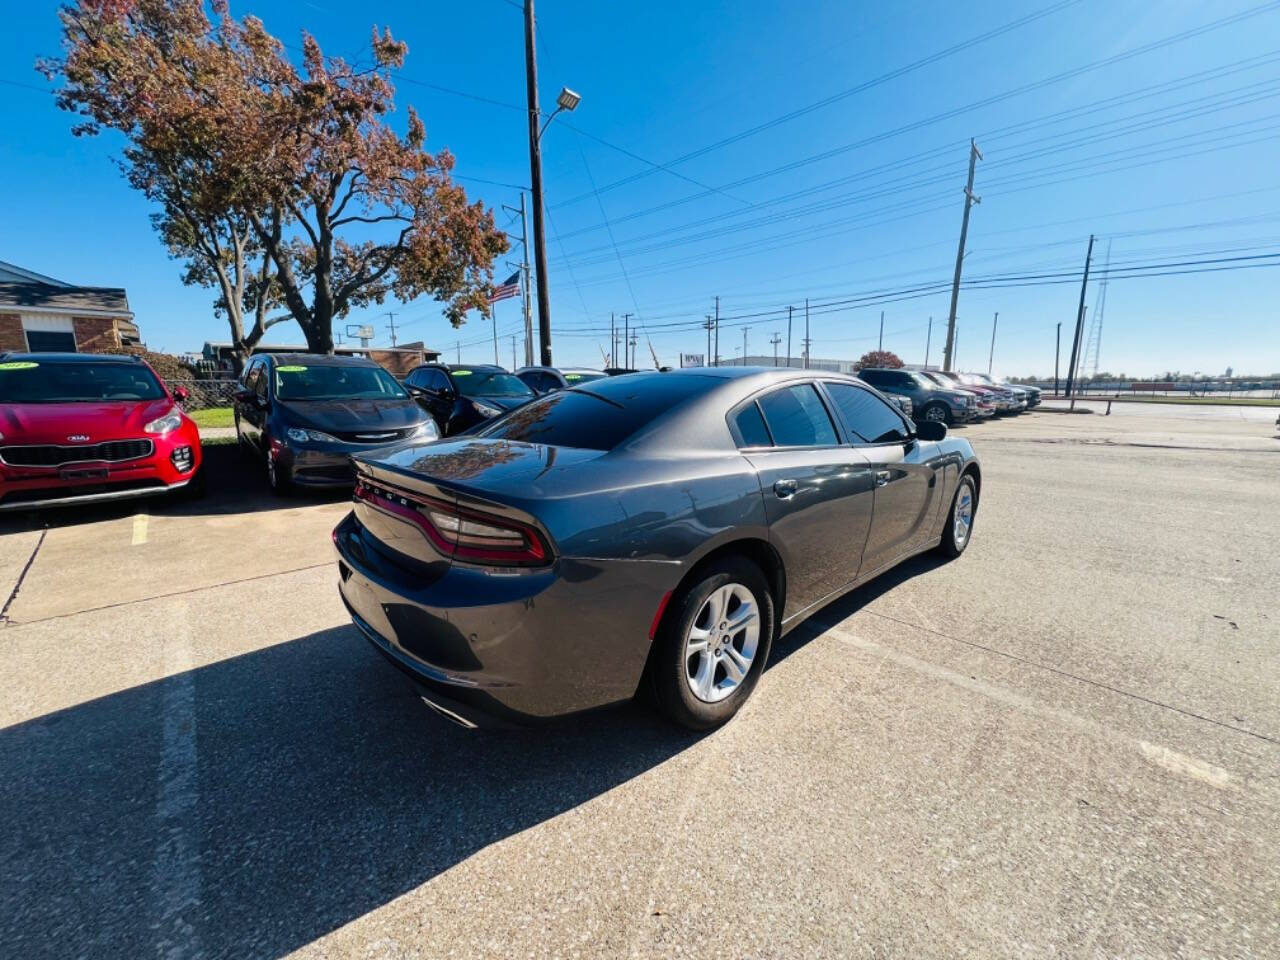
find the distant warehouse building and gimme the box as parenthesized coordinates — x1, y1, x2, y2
(0, 260, 141, 353)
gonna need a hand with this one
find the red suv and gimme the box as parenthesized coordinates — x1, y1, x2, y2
(0, 352, 203, 511)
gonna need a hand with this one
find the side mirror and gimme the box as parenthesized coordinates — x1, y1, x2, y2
(916, 420, 947, 442)
(172, 386, 190, 403)
(232, 387, 252, 404)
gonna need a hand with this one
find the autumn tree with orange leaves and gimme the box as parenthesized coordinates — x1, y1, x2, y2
(42, 0, 507, 367)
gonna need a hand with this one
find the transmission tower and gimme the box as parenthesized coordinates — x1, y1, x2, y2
(1082, 240, 1111, 383)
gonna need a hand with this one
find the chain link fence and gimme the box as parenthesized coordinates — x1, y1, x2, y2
(168, 378, 239, 411)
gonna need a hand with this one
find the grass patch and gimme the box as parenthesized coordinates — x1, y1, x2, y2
(199, 434, 238, 447)
(190, 406, 235, 427)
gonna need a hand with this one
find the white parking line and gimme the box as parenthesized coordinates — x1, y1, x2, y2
(131, 513, 149, 546)
(151, 605, 202, 958)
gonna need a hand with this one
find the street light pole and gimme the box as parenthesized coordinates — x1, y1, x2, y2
(987, 311, 998, 375)
(522, 0, 552, 365)
(522, 1, 580, 367)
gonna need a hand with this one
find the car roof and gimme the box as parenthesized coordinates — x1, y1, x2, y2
(260, 352, 377, 367)
(515, 366, 604, 375)
(0, 351, 143, 364)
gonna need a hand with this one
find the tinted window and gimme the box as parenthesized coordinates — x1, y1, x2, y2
(731, 402, 772, 447)
(450, 369, 534, 399)
(516, 371, 540, 391)
(0, 360, 165, 403)
(274, 363, 406, 401)
(859, 369, 888, 385)
(757, 384, 838, 447)
(824, 382, 910, 443)
(561, 371, 605, 385)
(476, 373, 712, 450)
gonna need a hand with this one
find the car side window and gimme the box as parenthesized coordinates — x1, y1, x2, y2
(895, 372, 914, 387)
(859, 369, 884, 385)
(730, 402, 772, 448)
(430, 369, 452, 392)
(756, 384, 839, 447)
(824, 382, 911, 444)
(407, 369, 427, 389)
(540, 372, 562, 393)
(517, 371, 539, 391)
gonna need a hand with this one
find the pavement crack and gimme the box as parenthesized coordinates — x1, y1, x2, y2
(858, 608, 1280, 747)
(0, 527, 47, 626)
(3, 561, 331, 627)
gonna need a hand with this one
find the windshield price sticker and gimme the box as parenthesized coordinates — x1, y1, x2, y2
(0, 361, 39, 370)
(276, 365, 308, 373)
(453, 369, 473, 376)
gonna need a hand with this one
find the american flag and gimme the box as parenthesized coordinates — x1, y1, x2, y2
(487, 271, 521, 304)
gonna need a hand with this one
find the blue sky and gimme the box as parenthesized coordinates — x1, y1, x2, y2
(2, 0, 1278, 377)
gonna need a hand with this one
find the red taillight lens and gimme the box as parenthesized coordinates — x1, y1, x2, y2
(354, 478, 549, 567)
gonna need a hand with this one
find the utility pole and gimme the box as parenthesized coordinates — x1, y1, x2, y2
(511, 335, 518, 371)
(943, 139, 982, 372)
(492, 305, 500, 366)
(456, 340, 461, 364)
(629, 333, 638, 368)
(742, 327, 749, 365)
(1054, 322, 1062, 395)
(523, 0, 554, 365)
(703, 315, 714, 366)
(385, 311, 398, 348)
(803, 298, 810, 369)
(503, 193, 535, 366)
(786, 305, 793, 368)
(622, 313, 632, 368)
(713, 296, 720, 366)
(610, 312, 616, 367)
(924, 316, 932, 367)
(770, 332, 782, 366)
(878, 310, 884, 352)
(1064, 234, 1095, 398)
(987, 311, 998, 375)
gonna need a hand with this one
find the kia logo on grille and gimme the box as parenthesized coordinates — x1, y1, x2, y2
(67, 435, 91, 442)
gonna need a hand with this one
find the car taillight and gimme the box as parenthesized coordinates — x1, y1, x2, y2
(354, 478, 550, 567)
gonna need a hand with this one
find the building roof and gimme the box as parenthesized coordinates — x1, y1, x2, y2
(0, 280, 132, 317)
(0, 261, 72, 286)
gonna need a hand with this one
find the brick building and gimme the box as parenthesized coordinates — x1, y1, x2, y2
(0, 261, 141, 354)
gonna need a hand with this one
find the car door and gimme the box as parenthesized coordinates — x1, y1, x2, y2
(821, 380, 940, 575)
(419, 368, 456, 430)
(738, 382, 875, 619)
(238, 359, 267, 454)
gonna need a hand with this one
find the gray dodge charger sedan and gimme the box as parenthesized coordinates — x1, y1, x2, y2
(333, 367, 980, 730)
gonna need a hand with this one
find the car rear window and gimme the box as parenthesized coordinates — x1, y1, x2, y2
(475, 372, 712, 450)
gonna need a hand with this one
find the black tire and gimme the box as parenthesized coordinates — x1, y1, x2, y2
(938, 472, 977, 558)
(921, 402, 952, 426)
(265, 443, 293, 497)
(648, 556, 775, 731)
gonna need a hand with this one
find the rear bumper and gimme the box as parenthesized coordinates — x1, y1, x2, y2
(333, 510, 676, 725)
(278, 440, 425, 487)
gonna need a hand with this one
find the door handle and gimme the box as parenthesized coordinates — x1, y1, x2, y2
(773, 478, 798, 498)
(875, 470, 891, 487)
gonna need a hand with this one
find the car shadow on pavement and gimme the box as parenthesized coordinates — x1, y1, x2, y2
(0, 625, 701, 959)
(0, 441, 350, 533)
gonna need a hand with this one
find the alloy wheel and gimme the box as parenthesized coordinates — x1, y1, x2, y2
(953, 481, 974, 548)
(684, 582, 760, 703)
(925, 404, 947, 423)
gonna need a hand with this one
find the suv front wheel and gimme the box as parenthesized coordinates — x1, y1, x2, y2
(921, 401, 951, 426)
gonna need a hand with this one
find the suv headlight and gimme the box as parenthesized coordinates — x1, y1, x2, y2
(413, 420, 440, 440)
(144, 409, 183, 435)
(472, 400, 503, 418)
(286, 427, 339, 444)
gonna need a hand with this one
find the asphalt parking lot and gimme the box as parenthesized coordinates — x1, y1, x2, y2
(3, 408, 1278, 959)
